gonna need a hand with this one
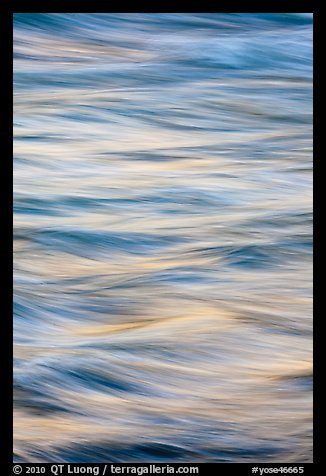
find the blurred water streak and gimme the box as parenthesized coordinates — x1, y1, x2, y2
(13, 13, 313, 463)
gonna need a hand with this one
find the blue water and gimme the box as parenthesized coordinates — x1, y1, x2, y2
(13, 13, 313, 463)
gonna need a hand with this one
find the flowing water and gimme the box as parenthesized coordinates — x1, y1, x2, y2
(13, 13, 313, 463)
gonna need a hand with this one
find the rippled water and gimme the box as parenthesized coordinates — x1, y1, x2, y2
(13, 13, 313, 463)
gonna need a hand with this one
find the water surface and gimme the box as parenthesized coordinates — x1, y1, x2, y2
(13, 13, 313, 463)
